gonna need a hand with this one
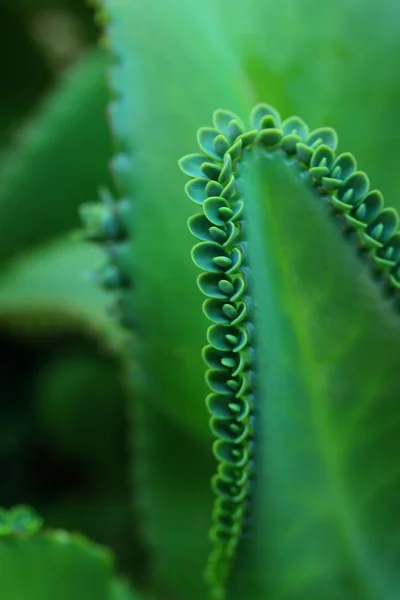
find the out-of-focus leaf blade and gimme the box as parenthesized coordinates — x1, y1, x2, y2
(0, 506, 143, 600)
(0, 234, 124, 349)
(111, 579, 143, 600)
(214, 0, 400, 208)
(0, 48, 112, 263)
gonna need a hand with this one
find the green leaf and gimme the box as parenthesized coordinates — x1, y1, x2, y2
(0, 238, 138, 571)
(181, 104, 400, 599)
(84, 0, 253, 438)
(0, 234, 125, 350)
(33, 344, 127, 469)
(214, 0, 400, 210)
(0, 48, 112, 263)
(132, 400, 215, 600)
(227, 149, 400, 599)
(111, 579, 142, 600)
(0, 506, 121, 600)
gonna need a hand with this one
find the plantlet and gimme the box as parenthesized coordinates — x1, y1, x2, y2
(1, 1, 400, 599)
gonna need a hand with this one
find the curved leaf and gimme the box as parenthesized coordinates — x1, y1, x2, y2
(0, 48, 112, 263)
(182, 106, 400, 599)
(0, 234, 125, 350)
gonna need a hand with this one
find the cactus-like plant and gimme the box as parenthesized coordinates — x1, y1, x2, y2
(1, 0, 400, 599)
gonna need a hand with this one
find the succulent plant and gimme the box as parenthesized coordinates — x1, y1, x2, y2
(1, 1, 400, 599)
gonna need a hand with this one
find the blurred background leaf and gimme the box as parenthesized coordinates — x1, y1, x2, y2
(0, 506, 143, 600)
(0, 235, 149, 587)
(0, 49, 113, 263)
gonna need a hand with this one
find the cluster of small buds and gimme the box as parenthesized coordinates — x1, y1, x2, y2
(0, 505, 43, 537)
(80, 184, 134, 326)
